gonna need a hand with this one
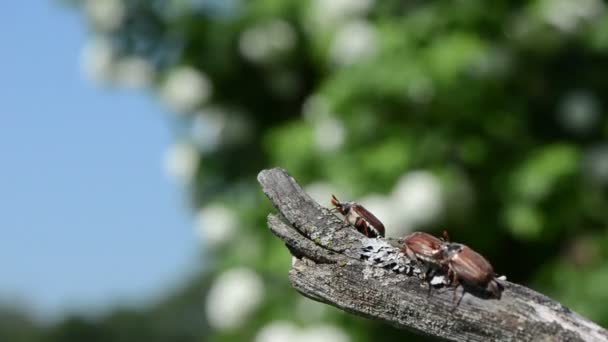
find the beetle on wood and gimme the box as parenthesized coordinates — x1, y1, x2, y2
(397, 232, 448, 294)
(398, 232, 445, 265)
(330, 195, 385, 238)
(435, 241, 503, 305)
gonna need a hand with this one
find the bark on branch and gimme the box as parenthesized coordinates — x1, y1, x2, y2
(257, 167, 608, 342)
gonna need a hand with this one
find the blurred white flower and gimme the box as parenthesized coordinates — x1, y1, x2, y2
(206, 268, 264, 330)
(314, 117, 346, 152)
(255, 321, 300, 342)
(85, 0, 126, 32)
(539, 0, 604, 33)
(255, 322, 350, 342)
(191, 107, 253, 152)
(583, 145, 608, 186)
(558, 91, 600, 134)
(391, 171, 443, 230)
(113, 56, 155, 89)
(309, 0, 374, 29)
(305, 182, 339, 205)
(195, 204, 238, 247)
(299, 325, 351, 342)
(302, 94, 346, 152)
(164, 143, 200, 184)
(330, 20, 377, 67)
(161, 66, 212, 114)
(191, 108, 226, 153)
(239, 19, 296, 63)
(302, 94, 331, 122)
(80, 36, 116, 84)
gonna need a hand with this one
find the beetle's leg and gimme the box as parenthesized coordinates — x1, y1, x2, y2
(431, 249, 443, 263)
(454, 286, 465, 307)
(336, 215, 350, 231)
(426, 267, 436, 298)
(446, 268, 457, 301)
(354, 217, 369, 237)
(447, 268, 455, 286)
(404, 247, 417, 261)
(450, 275, 464, 308)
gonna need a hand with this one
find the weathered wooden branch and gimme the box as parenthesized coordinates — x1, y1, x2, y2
(258, 167, 608, 342)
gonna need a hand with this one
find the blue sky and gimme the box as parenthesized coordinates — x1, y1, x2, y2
(0, 2, 200, 320)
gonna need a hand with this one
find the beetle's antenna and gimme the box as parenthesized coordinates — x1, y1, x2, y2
(442, 230, 450, 242)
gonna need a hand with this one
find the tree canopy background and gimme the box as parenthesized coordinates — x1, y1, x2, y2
(6, 0, 608, 340)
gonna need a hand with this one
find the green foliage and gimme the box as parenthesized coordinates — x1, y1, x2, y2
(11, 0, 608, 340)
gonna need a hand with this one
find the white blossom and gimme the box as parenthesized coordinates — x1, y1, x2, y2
(164, 143, 200, 184)
(255, 322, 350, 342)
(113, 56, 155, 89)
(239, 19, 296, 63)
(330, 20, 377, 67)
(191, 108, 225, 153)
(583, 145, 608, 186)
(255, 321, 300, 342)
(302, 94, 331, 122)
(391, 171, 443, 230)
(80, 36, 116, 85)
(558, 91, 600, 134)
(191, 107, 253, 152)
(309, 0, 374, 29)
(314, 117, 346, 152)
(161, 66, 212, 114)
(85, 0, 126, 32)
(298, 325, 351, 342)
(206, 268, 264, 330)
(539, 0, 604, 33)
(302, 95, 346, 152)
(195, 204, 238, 247)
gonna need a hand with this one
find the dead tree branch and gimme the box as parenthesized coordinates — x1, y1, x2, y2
(257, 167, 608, 342)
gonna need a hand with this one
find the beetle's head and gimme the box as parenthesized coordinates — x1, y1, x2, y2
(330, 195, 350, 214)
(487, 279, 503, 299)
(442, 243, 464, 259)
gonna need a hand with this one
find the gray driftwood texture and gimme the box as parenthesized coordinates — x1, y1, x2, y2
(257, 167, 608, 342)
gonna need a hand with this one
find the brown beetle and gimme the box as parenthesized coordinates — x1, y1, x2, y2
(398, 232, 445, 265)
(436, 242, 503, 305)
(397, 232, 448, 294)
(330, 195, 385, 238)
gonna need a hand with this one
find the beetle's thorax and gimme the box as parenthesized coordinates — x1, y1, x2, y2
(442, 243, 464, 259)
(342, 202, 354, 213)
(342, 203, 360, 225)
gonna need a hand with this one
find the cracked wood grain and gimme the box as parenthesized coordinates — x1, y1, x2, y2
(258, 167, 608, 342)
